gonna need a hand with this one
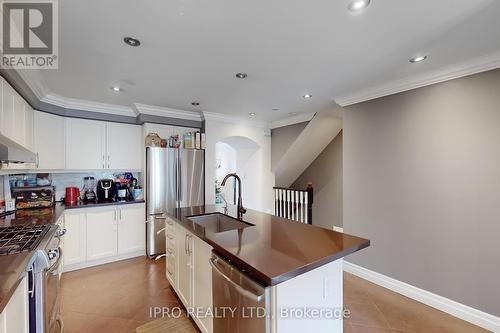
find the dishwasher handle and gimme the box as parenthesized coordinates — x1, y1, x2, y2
(209, 257, 264, 302)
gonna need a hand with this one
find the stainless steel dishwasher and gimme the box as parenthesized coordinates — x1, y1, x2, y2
(210, 252, 270, 333)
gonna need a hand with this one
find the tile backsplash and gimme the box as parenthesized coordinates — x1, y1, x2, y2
(50, 172, 141, 201)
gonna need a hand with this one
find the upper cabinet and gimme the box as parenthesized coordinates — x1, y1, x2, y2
(65, 118, 142, 170)
(65, 118, 107, 170)
(107, 122, 142, 170)
(0, 76, 34, 151)
(34, 111, 66, 169)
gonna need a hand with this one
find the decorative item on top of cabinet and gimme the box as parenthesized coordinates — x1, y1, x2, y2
(145, 133, 162, 147)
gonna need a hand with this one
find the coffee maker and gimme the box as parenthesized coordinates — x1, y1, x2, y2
(97, 179, 115, 202)
(82, 177, 97, 202)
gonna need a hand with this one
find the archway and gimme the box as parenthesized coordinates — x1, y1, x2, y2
(214, 136, 260, 209)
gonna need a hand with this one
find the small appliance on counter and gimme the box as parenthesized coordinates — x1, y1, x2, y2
(116, 184, 128, 201)
(97, 179, 115, 201)
(12, 186, 55, 209)
(82, 176, 97, 202)
(65, 187, 80, 205)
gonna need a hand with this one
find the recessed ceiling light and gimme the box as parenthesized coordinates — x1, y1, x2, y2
(123, 37, 141, 47)
(303, 94, 312, 99)
(289, 112, 298, 116)
(235, 73, 248, 79)
(111, 86, 122, 92)
(409, 55, 428, 63)
(348, 0, 370, 12)
(271, 108, 280, 111)
(249, 112, 256, 116)
(191, 102, 200, 106)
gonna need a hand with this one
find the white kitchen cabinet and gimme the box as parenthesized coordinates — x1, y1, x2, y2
(117, 203, 146, 254)
(176, 226, 193, 308)
(192, 236, 213, 333)
(1, 78, 15, 140)
(34, 111, 65, 169)
(165, 218, 177, 288)
(107, 122, 143, 170)
(0, 276, 29, 333)
(86, 206, 118, 261)
(65, 118, 106, 170)
(63, 209, 87, 266)
(24, 104, 34, 151)
(12, 93, 26, 147)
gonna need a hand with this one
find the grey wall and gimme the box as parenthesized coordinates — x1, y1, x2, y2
(344, 68, 500, 316)
(271, 122, 308, 170)
(293, 132, 343, 229)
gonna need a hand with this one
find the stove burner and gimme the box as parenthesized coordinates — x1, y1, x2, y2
(0, 225, 50, 255)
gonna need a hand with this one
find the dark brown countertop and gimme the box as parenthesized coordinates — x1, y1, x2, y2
(0, 203, 65, 312)
(64, 199, 145, 209)
(167, 205, 370, 286)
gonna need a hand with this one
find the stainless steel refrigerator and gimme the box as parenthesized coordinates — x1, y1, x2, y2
(146, 147, 205, 257)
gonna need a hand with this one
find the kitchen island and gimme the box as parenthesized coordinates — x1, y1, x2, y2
(165, 204, 370, 333)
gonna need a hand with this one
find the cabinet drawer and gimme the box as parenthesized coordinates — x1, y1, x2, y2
(166, 234, 176, 253)
(166, 252, 176, 281)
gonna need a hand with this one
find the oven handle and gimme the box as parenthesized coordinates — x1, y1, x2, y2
(209, 257, 264, 302)
(47, 247, 63, 275)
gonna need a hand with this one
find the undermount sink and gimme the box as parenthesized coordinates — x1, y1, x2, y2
(188, 213, 254, 233)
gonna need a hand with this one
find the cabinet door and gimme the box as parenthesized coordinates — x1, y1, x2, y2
(3, 276, 29, 333)
(12, 92, 26, 146)
(192, 237, 213, 333)
(86, 206, 118, 261)
(65, 118, 106, 169)
(1, 79, 15, 140)
(24, 103, 34, 151)
(117, 203, 146, 254)
(106, 122, 143, 170)
(34, 111, 66, 169)
(176, 227, 193, 308)
(63, 210, 87, 266)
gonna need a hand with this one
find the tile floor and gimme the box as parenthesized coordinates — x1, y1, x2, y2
(60, 257, 490, 333)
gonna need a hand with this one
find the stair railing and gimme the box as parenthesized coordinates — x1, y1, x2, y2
(273, 183, 313, 224)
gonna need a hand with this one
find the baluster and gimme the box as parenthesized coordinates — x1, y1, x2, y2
(304, 191, 309, 224)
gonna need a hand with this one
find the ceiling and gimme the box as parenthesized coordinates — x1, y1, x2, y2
(27, 0, 500, 122)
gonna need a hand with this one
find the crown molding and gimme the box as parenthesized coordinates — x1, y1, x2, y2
(133, 103, 202, 121)
(41, 93, 136, 117)
(15, 69, 50, 100)
(270, 112, 315, 129)
(335, 51, 500, 106)
(203, 111, 269, 129)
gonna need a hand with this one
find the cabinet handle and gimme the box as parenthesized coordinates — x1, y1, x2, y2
(102, 155, 105, 169)
(188, 235, 192, 255)
(185, 234, 188, 254)
(107, 155, 110, 169)
(119, 207, 122, 220)
(36, 153, 39, 169)
(114, 208, 117, 221)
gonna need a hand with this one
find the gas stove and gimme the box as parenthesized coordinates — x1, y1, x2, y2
(0, 225, 50, 255)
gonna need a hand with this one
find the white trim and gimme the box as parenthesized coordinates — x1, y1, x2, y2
(63, 251, 145, 273)
(343, 261, 500, 332)
(203, 111, 269, 129)
(333, 226, 344, 233)
(15, 69, 49, 100)
(133, 103, 202, 121)
(41, 93, 137, 117)
(270, 112, 315, 129)
(335, 51, 500, 106)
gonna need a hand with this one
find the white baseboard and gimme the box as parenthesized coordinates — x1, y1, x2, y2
(333, 226, 344, 233)
(63, 251, 145, 273)
(343, 261, 500, 332)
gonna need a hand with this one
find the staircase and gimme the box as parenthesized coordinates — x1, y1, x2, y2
(273, 112, 342, 187)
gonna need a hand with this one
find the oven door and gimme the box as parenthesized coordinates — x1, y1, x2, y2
(44, 247, 63, 333)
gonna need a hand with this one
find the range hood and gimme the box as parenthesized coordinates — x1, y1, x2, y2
(0, 133, 36, 164)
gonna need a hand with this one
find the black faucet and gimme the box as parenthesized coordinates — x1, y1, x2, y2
(221, 173, 247, 220)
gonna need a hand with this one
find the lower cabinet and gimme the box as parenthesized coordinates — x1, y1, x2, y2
(63, 209, 87, 266)
(63, 203, 145, 271)
(167, 219, 213, 333)
(175, 225, 193, 308)
(86, 206, 118, 261)
(0, 276, 29, 333)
